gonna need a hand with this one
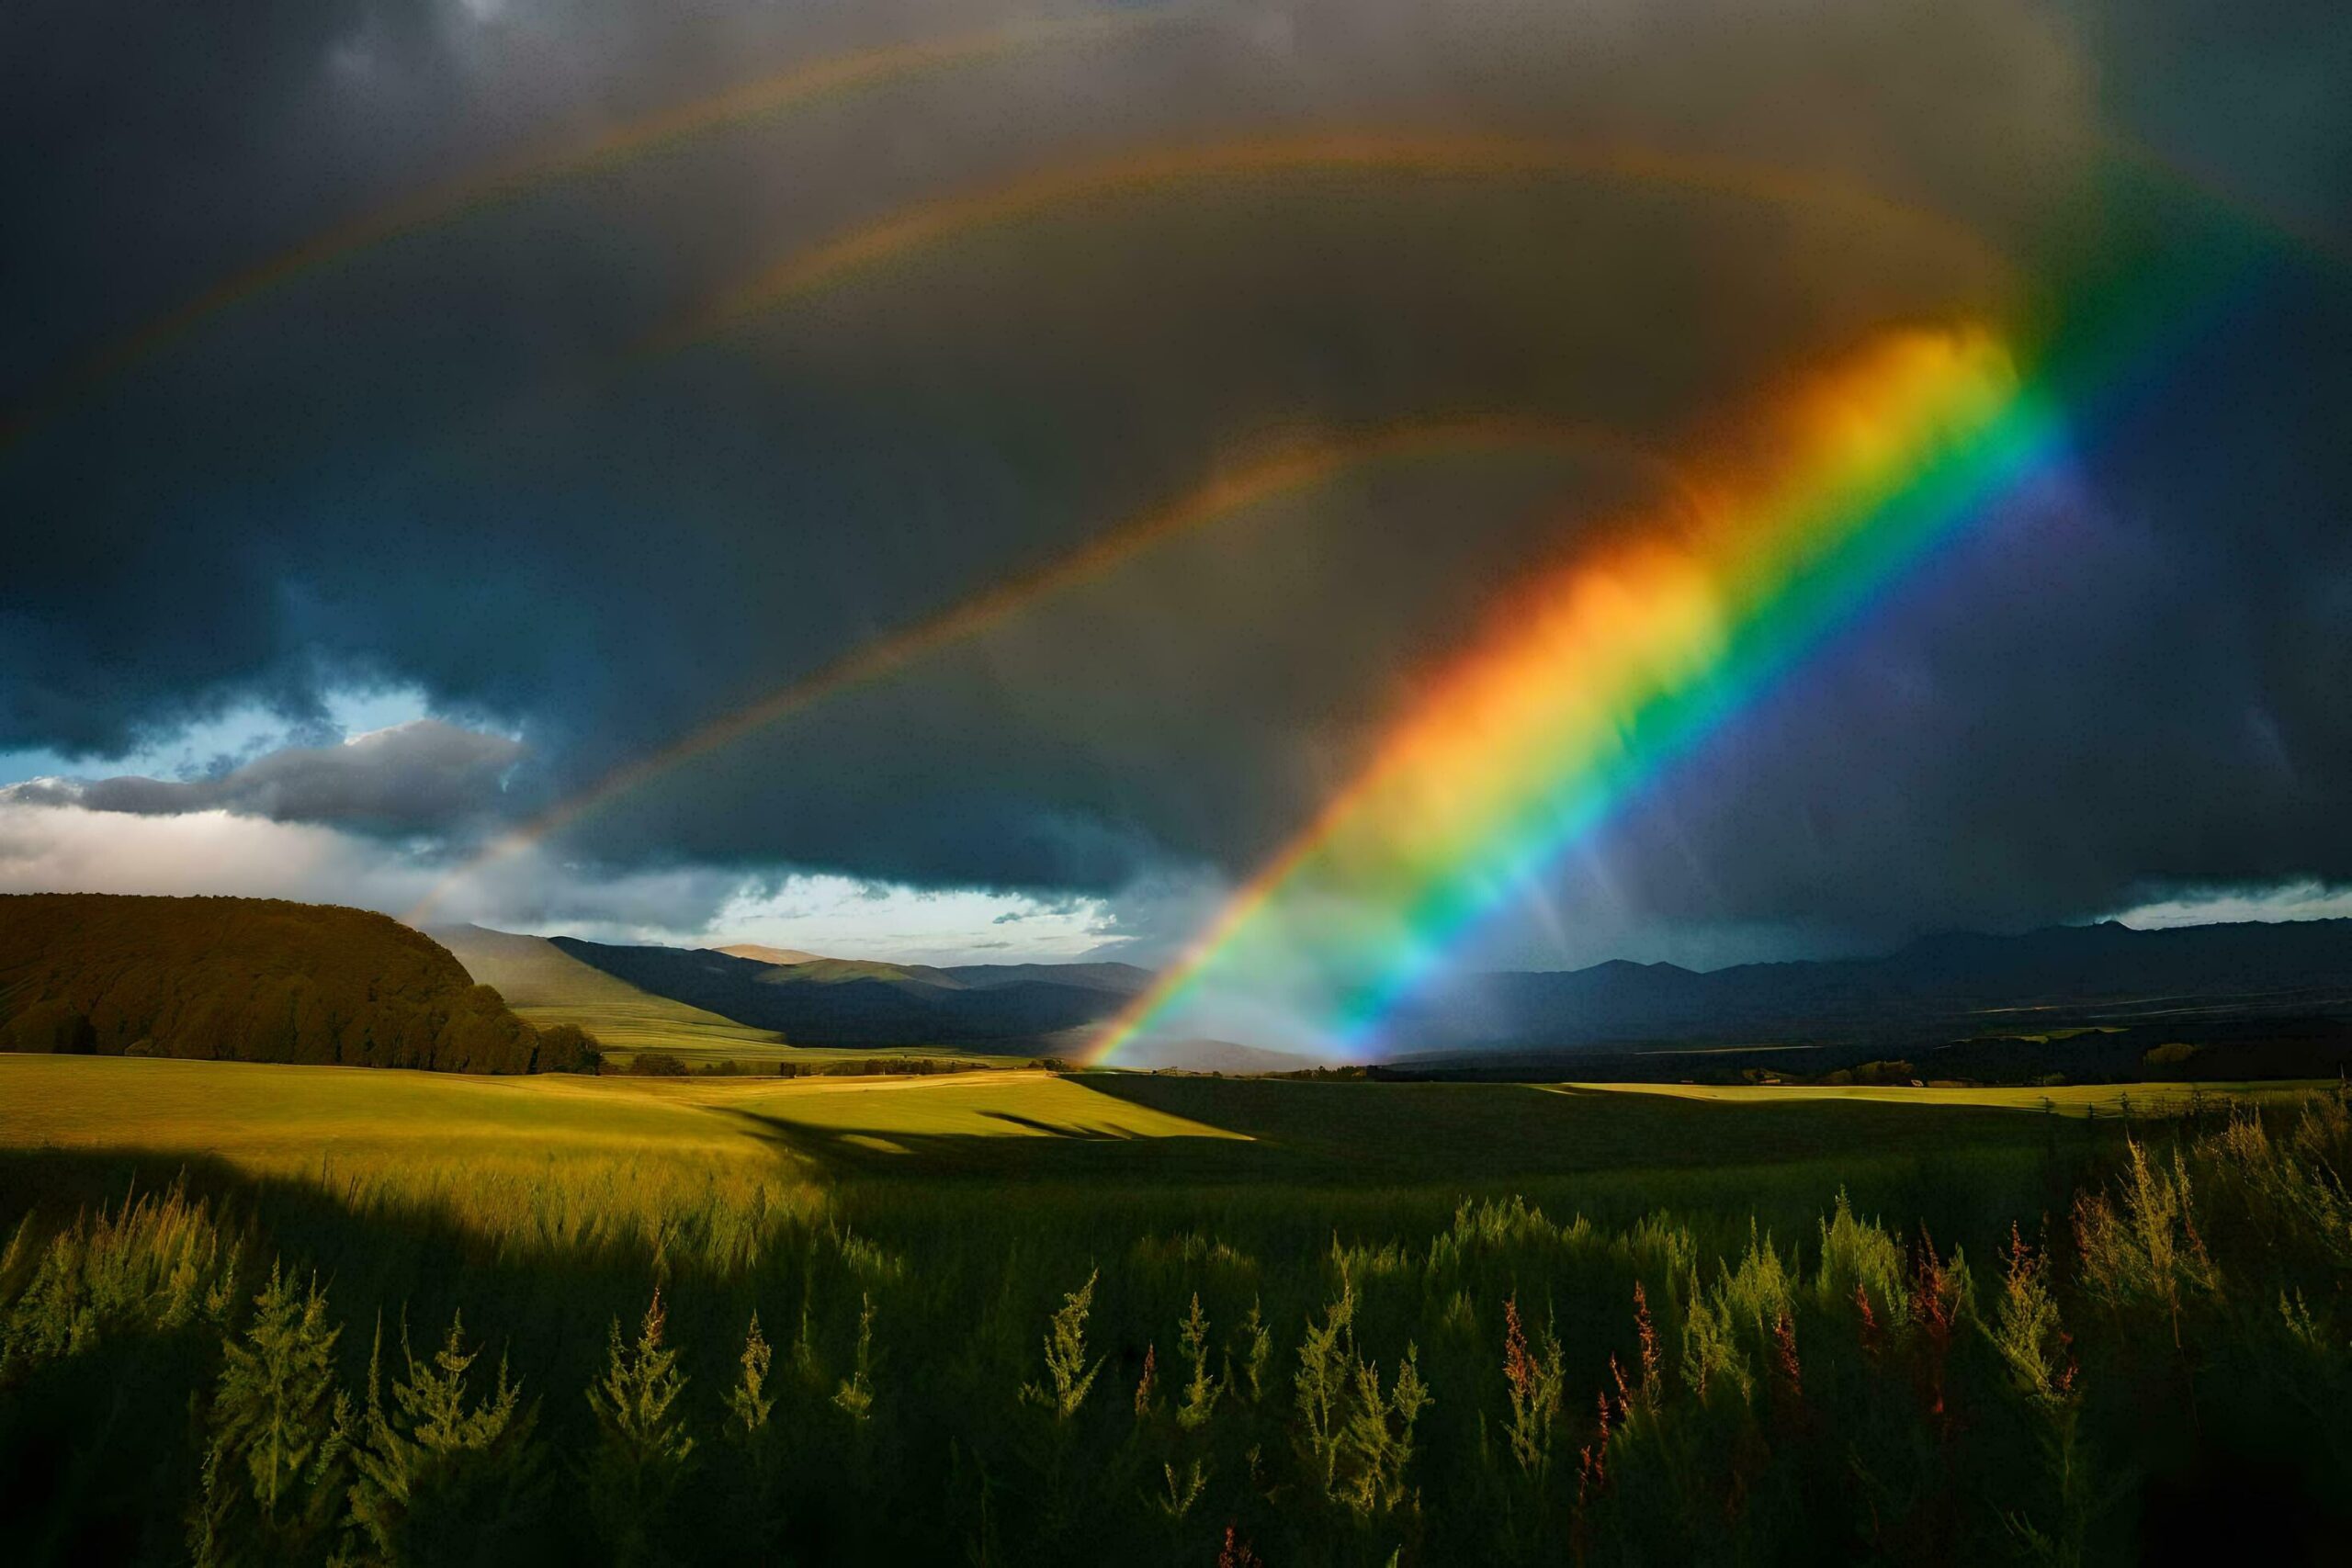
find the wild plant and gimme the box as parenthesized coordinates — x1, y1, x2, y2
(1992, 1225, 2075, 1407)
(1134, 1342, 1160, 1418)
(1175, 1292, 1221, 1431)
(187, 1261, 345, 1567)
(1155, 1459, 1208, 1519)
(1630, 1280, 1664, 1411)
(721, 1310, 786, 1552)
(1342, 1346, 1432, 1515)
(1294, 1273, 1357, 1492)
(1678, 1272, 1747, 1404)
(1499, 1294, 1566, 1476)
(2203, 1102, 2352, 1270)
(1905, 1230, 1972, 1423)
(1994, 1226, 2097, 1568)
(338, 1309, 537, 1565)
(1020, 1269, 1102, 1421)
(833, 1292, 877, 1422)
(1620, 1213, 1699, 1286)
(726, 1311, 775, 1438)
(584, 1288, 695, 1562)
(1815, 1189, 1906, 1326)
(2, 1180, 242, 1374)
(1216, 1523, 1265, 1567)
(1767, 1310, 1804, 1432)
(2074, 1137, 2218, 1343)
(1234, 1297, 1272, 1405)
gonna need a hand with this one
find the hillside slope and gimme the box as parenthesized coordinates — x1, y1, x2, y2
(434, 924, 783, 1055)
(0, 894, 587, 1072)
(552, 937, 1142, 1047)
(714, 943, 820, 965)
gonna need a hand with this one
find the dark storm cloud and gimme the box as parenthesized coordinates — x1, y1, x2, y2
(2, 0, 2347, 947)
(5, 719, 524, 831)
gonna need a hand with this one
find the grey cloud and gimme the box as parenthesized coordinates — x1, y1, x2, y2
(7, 720, 524, 832)
(2, 0, 2348, 955)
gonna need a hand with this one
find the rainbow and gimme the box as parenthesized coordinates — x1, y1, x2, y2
(1091, 322, 2068, 1061)
(403, 412, 1685, 925)
(0, 10, 1186, 450)
(651, 131, 2010, 349)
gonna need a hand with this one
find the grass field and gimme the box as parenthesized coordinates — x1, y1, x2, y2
(4, 1053, 2345, 1565)
(1552, 1077, 2323, 1116)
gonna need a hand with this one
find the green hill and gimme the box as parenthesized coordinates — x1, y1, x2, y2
(433, 924, 786, 1058)
(0, 894, 587, 1073)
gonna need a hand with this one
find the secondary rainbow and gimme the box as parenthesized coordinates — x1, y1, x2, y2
(0, 9, 1188, 450)
(650, 131, 2009, 350)
(1092, 323, 2069, 1061)
(402, 413, 1684, 925)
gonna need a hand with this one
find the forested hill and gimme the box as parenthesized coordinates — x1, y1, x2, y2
(0, 894, 592, 1073)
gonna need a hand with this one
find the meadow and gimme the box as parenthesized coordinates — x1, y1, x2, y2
(1, 1055, 2346, 1565)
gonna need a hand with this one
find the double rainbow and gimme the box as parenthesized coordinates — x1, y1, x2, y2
(1092, 323, 2065, 1060)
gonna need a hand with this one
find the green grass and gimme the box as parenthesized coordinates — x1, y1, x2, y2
(0, 1053, 2169, 1255)
(0, 1056, 1239, 1260)
(1554, 1077, 2322, 1115)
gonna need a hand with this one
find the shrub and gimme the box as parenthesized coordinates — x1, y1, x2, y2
(188, 1262, 344, 1567)
(1500, 1295, 1566, 1476)
(2, 1181, 242, 1376)
(341, 1309, 541, 1565)
(584, 1289, 695, 1562)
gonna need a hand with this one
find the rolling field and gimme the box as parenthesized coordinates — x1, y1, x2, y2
(0, 1051, 2172, 1194)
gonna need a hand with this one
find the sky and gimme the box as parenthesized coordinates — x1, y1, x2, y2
(3, 0, 2349, 988)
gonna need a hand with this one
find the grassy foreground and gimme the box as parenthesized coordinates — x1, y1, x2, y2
(2, 1055, 2346, 1565)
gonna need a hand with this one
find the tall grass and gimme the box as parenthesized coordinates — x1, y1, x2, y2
(2, 1088, 2347, 1563)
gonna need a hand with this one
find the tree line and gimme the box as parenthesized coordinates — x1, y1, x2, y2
(0, 895, 594, 1073)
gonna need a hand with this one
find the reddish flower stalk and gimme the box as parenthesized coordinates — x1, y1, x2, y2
(1135, 1343, 1158, 1417)
(1503, 1295, 1535, 1404)
(1216, 1525, 1262, 1568)
(1632, 1281, 1662, 1401)
(1772, 1309, 1803, 1406)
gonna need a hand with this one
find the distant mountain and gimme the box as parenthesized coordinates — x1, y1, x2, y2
(1383, 919, 2352, 1055)
(0, 895, 588, 1073)
(548, 936, 1148, 1048)
(714, 943, 821, 966)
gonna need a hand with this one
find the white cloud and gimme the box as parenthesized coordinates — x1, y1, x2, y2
(0, 798, 436, 908)
(707, 875, 1121, 965)
(0, 795, 1135, 965)
(2108, 881, 2352, 930)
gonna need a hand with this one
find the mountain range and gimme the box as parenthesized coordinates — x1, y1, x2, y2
(1380, 919, 2352, 1055)
(437, 917, 2352, 1066)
